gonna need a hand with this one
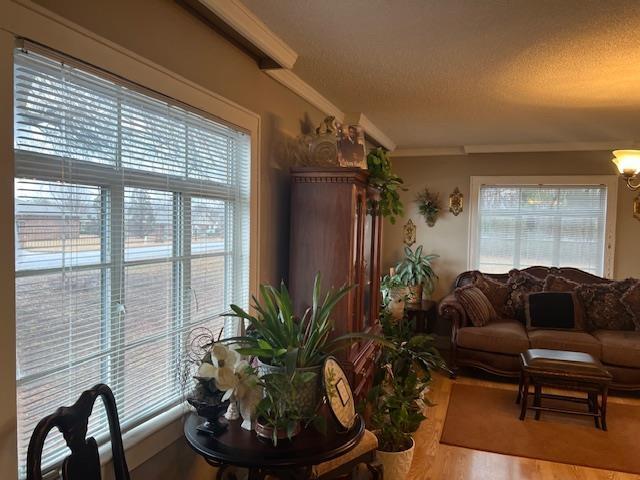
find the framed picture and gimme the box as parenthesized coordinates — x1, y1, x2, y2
(337, 123, 366, 169)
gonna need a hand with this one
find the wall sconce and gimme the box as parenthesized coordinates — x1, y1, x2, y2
(612, 150, 640, 190)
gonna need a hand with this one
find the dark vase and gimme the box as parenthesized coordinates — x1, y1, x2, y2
(187, 384, 230, 436)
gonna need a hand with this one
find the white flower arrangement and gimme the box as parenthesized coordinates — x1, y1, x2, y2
(195, 342, 261, 430)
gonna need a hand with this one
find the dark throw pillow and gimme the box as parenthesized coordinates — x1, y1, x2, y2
(470, 271, 515, 319)
(621, 280, 640, 331)
(576, 279, 637, 331)
(525, 292, 583, 330)
(543, 274, 581, 293)
(454, 285, 497, 327)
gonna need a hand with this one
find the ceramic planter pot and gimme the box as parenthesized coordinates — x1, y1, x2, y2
(256, 360, 321, 415)
(387, 296, 405, 321)
(255, 417, 301, 444)
(376, 437, 415, 480)
(388, 286, 410, 301)
(386, 286, 409, 321)
(406, 284, 423, 305)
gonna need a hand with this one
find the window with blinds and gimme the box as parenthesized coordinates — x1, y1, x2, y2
(472, 184, 608, 275)
(14, 46, 250, 475)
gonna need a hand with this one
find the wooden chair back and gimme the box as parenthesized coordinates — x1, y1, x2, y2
(26, 383, 130, 480)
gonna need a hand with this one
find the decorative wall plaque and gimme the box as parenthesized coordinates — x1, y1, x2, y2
(403, 219, 416, 246)
(449, 187, 464, 216)
(634, 194, 640, 221)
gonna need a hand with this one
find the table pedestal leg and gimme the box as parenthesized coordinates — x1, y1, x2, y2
(519, 373, 529, 420)
(534, 385, 542, 421)
(601, 387, 608, 431)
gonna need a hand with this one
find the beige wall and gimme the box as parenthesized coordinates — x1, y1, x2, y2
(382, 151, 640, 300)
(2, 0, 325, 478)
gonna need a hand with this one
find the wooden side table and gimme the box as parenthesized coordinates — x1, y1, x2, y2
(406, 299, 436, 333)
(184, 413, 368, 479)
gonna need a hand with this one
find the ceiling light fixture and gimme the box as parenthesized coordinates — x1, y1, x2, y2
(612, 150, 640, 190)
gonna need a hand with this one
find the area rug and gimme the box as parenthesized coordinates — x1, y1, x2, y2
(440, 383, 640, 474)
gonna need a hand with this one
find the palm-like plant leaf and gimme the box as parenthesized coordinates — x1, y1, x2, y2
(223, 273, 362, 368)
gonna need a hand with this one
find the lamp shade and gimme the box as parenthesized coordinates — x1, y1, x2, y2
(612, 150, 640, 176)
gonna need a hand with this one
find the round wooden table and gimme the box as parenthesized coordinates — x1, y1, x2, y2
(184, 412, 365, 480)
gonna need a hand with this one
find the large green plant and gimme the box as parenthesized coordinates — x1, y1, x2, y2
(225, 274, 383, 369)
(366, 311, 447, 452)
(366, 147, 405, 224)
(395, 245, 438, 294)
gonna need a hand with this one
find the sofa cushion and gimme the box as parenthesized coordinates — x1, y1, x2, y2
(457, 319, 529, 355)
(592, 330, 640, 368)
(621, 281, 640, 331)
(576, 279, 637, 331)
(543, 275, 581, 293)
(507, 270, 545, 322)
(454, 285, 497, 327)
(470, 271, 515, 319)
(527, 330, 601, 358)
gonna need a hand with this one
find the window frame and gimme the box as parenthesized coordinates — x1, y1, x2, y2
(468, 175, 618, 278)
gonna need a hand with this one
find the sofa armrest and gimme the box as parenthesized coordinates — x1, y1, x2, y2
(438, 293, 468, 375)
(438, 293, 468, 330)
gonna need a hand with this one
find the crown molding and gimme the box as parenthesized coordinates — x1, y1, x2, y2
(463, 141, 636, 154)
(191, 0, 298, 69)
(187, 1, 399, 151)
(392, 147, 465, 157)
(264, 68, 345, 122)
(343, 112, 396, 151)
(393, 141, 637, 157)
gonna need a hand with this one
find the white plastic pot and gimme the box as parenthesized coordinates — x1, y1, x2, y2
(376, 437, 415, 480)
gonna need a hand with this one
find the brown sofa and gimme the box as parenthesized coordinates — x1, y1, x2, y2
(439, 266, 640, 390)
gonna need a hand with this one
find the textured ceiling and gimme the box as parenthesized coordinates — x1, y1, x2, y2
(243, 0, 640, 149)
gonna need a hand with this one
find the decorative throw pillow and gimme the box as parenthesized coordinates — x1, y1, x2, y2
(470, 271, 515, 319)
(576, 279, 637, 331)
(507, 269, 545, 322)
(525, 292, 584, 330)
(621, 280, 640, 331)
(454, 285, 497, 327)
(543, 275, 581, 293)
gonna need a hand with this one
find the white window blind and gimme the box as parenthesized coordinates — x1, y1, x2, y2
(473, 184, 608, 275)
(14, 46, 250, 475)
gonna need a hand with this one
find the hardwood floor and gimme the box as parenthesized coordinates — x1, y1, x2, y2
(407, 372, 640, 480)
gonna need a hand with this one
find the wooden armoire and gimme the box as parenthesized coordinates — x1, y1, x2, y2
(289, 167, 382, 401)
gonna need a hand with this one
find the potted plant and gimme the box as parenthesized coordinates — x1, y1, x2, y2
(395, 245, 438, 304)
(369, 369, 426, 479)
(254, 368, 316, 445)
(367, 148, 406, 224)
(415, 188, 441, 227)
(225, 274, 386, 415)
(366, 311, 447, 479)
